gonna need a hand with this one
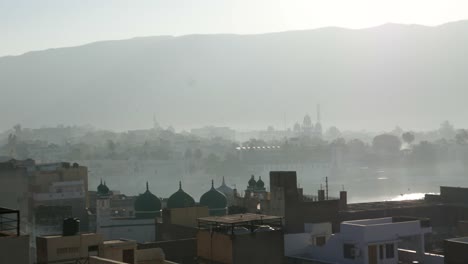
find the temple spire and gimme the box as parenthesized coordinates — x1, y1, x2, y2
(146, 181, 149, 191)
(211, 179, 214, 188)
(179, 181, 182, 190)
(222, 176, 226, 185)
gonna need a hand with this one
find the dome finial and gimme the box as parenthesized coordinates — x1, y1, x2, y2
(179, 181, 182, 190)
(222, 176, 226, 185)
(100, 178, 103, 184)
(146, 181, 149, 191)
(211, 179, 214, 188)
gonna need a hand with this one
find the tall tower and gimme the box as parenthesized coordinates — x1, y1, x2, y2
(315, 104, 323, 137)
(96, 180, 111, 232)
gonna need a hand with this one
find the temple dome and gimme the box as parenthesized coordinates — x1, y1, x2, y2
(216, 177, 233, 196)
(97, 179, 110, 196)
(167, 181, 195, 209)
(256, 176, 266, 191)
(134, 182, 162, 219)
(200, 180, 227, 216)
(248, 175, 257, 190)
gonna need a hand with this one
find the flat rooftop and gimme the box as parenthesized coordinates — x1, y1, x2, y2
(446, 237, 468, 244)
(103, 239, 135, 245)
(198, 213, 281, 224)
(0, 207, 19, 214)
(346, 199, 434, 212)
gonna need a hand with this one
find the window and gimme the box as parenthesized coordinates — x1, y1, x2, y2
(343, 243, 355, 259)
(88, 245, 98, 256)
(379, 245, 384, 259)
(386, 243, 395, 259)
(315, 236, 326, 246)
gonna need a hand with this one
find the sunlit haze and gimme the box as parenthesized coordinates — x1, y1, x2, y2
(2, 0, 468, 57)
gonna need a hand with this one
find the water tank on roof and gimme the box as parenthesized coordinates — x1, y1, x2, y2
(63, 217, 80, 236)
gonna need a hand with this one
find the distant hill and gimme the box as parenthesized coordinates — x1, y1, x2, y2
(1, 21, 468, 132)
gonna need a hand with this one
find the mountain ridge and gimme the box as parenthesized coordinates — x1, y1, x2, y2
(1, 20, 468, 132)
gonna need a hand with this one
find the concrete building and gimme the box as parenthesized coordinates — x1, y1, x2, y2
(36, 231, 173, 264)
(0, 207, 30, 264)
(443, 237, 468, 264)
(190, 126, 235, 141)
(96, 182, 160, 243)
(0, 159, 88, 234)
(234, 171, 344, 233)
(285, 217, 443, 264)
(196, 213, 284, 264)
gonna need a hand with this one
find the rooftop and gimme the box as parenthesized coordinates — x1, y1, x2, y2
(197, 213, 283, 234)
(198, 213, 281, 224)
(346, 199, 434, 212)
(446, 237, 468, 244)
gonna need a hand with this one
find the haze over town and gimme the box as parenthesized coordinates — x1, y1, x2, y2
(2, 1, 468, 264)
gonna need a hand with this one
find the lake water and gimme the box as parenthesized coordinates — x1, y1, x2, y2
(80, 159, 467, 204)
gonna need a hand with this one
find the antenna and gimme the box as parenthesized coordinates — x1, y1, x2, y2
(325, 176, 329, 200)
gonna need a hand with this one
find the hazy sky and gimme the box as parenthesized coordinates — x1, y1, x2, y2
(2, 0, 468, 57)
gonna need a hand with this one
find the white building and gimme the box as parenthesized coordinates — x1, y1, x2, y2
(285, 217, 443, 264)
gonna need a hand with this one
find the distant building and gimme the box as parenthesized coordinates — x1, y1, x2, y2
(190, 126, 235, 141)
(216, 177, 234, 205)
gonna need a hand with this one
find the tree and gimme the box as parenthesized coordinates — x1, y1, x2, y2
(411, 141, 436, 165)
(326, 126, 341, 140)
(455, 129, 468, 145)
(372, 134, 401, 156)
(402, 132, 415, 145)
(194, 148, 203, 159)
(106, 139, 116, 157)
(439, 120, 456, 139)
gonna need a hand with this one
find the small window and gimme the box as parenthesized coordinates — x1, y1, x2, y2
(343, 243, 355, 259)
(386, 243, 395, 259)
(88, 245, 98, 256)
(379, 245, 384, 259)
(316, 236, 326, 246)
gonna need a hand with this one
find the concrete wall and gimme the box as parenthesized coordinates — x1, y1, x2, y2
(89, 256, 127, 264)
(444, 239, 468, 264)
(284, 233, 311, 256)
(139, 238, 197, 264)
(197, 230, 233, 263)
(100, 218, 155, 243)
(232, 230, 285, 264)
(162, 206, 208, 228)
(0, 235, 30, 264)
(36, 233, 103, 263)
(100, 240, 136, 264)
(155, 223, 198, 241)
(136, 248, 165, 264)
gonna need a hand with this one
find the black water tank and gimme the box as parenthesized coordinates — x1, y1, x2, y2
(63, 217, 80, 236)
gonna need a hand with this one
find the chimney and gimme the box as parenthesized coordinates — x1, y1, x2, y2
(340, 191, 348, 210)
